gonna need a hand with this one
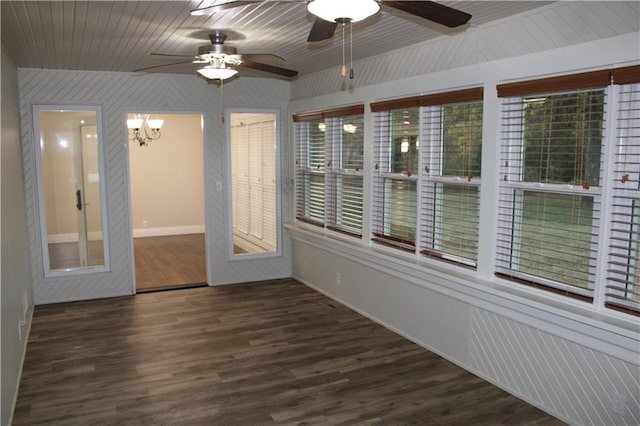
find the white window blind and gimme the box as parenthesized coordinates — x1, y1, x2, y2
(326, 112, 364, 236)
(419, 88, 483, 267)
(606, 66, 640, 316)
(496, 71, 610, 300)
(372, 98, 420, 252)
(294, 105, 364, 233)
(294, 112, 325, 226)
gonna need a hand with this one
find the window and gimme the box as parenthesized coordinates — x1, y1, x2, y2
(293, 66, 640, 317)
(228, 111, 279, 256)
(294, 105, 365, 236)
(372, 101, 419, 251)
(419, 89, 483, 266)
(371, 88, 483, 263)
(606, 66, 640, 315)
(32, 105, 110, 276)
(326, 112, 364, 236)
(496, 70, 610, 299)
(294, 111, 326, 226)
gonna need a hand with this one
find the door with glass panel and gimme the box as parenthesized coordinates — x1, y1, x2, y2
(33, 106, 109, 275)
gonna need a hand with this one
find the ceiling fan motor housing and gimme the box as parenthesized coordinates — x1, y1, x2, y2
(197, 32, 242, 65)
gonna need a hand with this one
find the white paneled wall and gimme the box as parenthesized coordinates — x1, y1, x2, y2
(18, 70, 292, 303)
(2, 46, 33, 426)
(469, 307, 640, 425)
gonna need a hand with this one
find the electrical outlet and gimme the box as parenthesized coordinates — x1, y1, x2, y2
(22, 294, 29, 317)
(18, 320, 26, 342)
(336, 272, 342, 285)
(142, 220, 148, 228)
(612, 392, 627, 416)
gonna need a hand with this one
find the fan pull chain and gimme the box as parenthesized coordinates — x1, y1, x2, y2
(341, 21, 346, 77)
(220, 78, 225, 123)
(349, 21, 354, 79)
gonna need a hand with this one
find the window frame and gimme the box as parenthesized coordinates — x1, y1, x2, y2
(371, 88, 484, 263)
(418, 92, 484, 267)
(496, 71, 610, 301)
(32, 104, 111, 277)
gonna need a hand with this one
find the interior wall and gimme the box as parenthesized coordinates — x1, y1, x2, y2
(18, 71, 292, 304)
(1, 46, 33, 426)
(288, 32, 640, 426)
(128, 113, 205, 237)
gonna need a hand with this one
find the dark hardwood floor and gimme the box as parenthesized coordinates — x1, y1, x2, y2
(13, 279, 563, 425)
(134, 233, 207, 291)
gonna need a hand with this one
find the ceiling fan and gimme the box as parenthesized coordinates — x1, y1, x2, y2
(190, 0, 472, 42)
(133, 31, 298, 81)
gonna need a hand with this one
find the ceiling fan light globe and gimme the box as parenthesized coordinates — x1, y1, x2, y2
(197, 66, 239, 80)
(307, 0, 380, 23)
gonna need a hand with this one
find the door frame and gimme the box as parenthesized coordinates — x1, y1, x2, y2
(124, 110, 210, 293)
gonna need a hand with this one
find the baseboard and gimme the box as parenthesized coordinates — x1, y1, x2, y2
(133, 225, 205, 238)
(48, 232, 103, 243)
(8, 306, 33, 426)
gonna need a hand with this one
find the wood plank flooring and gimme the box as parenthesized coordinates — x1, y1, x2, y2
(13, 279, 563, 425)
(48, 240, 105, 270)
(134, 234, 207, 290)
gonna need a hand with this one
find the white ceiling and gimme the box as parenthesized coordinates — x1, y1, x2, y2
(1, 1, 556, 80)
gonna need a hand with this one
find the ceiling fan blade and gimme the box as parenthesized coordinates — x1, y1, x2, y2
(307, 18, 337, 42)
(241, 60, 298, 78)
(132, 60, 194, 72)
(190, 0, 262, 16)
(381, 1, 471, 28)
(241, 53, 286, 63)
(151, 53, 195, 58)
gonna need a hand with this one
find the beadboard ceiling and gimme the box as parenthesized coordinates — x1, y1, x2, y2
(1, 1, 557, 80)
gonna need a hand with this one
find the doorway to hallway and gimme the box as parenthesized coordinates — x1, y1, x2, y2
(127, 112, 207, 291)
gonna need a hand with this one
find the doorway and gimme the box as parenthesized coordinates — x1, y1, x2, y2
(127, 113, 207, 291)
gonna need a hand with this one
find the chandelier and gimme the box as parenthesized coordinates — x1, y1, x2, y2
(127, 114, 164, 146)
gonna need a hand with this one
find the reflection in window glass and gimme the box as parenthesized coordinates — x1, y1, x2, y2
(229, 112, 279, 255)
(391, 109, 419, 175)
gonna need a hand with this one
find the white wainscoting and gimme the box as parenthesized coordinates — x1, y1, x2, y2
(289, 227, 640, 426)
